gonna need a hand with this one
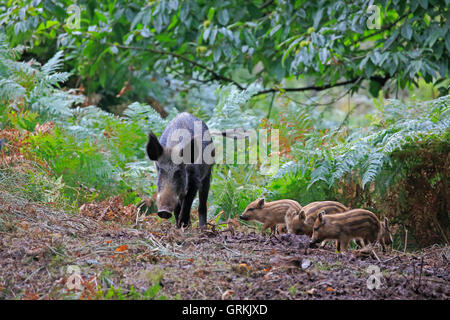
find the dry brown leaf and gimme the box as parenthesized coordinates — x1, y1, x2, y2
(221, 289, 234, 300)
(306, 288, 316, 295)
(115, 244, 129, 252)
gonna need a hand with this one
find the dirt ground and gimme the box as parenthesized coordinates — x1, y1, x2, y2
(0, 191, 448, 300)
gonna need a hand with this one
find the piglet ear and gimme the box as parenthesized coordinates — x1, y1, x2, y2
(318, 211, 324, 222)
(299, 210, 306, 220)
(146, 131, 164, 161)
(257, 198, 265, 209)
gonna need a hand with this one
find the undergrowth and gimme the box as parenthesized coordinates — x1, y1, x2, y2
(0, 36, 448, 246)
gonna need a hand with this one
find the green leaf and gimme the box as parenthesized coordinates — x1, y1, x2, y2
(419, 0, 428, 9)
(208, 7, 215, 21)
(168, 0, 179, 11)
(401, 23, 412, 40)
(269, 25, 282, 37)
(45, 20, 59, 29)
(243, 29, 256, 47)
(313, 8, 323, 29)
(217, 9, 229, 25)
(319, 47, 328, 64)
(209, 28, 218, 45)
(383, 29, 399, 51)
(213, 48, 221, 62)
(203, 27, 211, 42)
(369, 80, 382, 97)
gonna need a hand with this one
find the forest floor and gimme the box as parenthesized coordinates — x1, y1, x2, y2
(0, 191, 448, 300)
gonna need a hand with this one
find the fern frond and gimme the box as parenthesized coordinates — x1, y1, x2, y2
(0, 78, 26, 101)
(41, 51, 65, 76)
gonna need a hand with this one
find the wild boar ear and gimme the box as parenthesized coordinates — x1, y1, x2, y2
(383, 217, 390, 229)
(257, 198, 265, 209)
(299, 210, 306, 220)
(146, 131, 164, 161)
(318, 211, 324, 222)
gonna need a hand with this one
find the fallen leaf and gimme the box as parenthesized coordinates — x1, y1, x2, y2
(221, 289, 234, 300)
(326, 287, 336, 292)
(306, 288, 316, 295)
(301, 259, 311, 269)
(115, 244, 129, 252)
(233, 263, 252, 274)
(194, 269, 209, 278)
(270, 255, 302, 268)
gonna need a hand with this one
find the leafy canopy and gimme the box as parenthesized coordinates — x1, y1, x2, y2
(1, 0, 448, 104)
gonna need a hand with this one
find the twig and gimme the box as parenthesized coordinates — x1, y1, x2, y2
(24, 266, 44, 282)
(382, 255, 401, 264)
(267, 91, 276, 119)
(45, 244, 68, 258)
(371, 250, 381, 263)
(416, 256, 424, 292)
(403, 226, 408, 253)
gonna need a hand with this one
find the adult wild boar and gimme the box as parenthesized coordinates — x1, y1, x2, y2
(146, 112, 215, 228)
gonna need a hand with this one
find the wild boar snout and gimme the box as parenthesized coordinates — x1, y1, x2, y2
(157, 210, 172, 219)
(156, 185, 180, 219)
(239, 214, 249, 221)
(309, 241, 318, 248)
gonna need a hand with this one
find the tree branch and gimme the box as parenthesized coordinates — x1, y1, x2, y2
(112, 43, 245, 90)
(252, 78, 361, 97)
(253, 75, 389, 97)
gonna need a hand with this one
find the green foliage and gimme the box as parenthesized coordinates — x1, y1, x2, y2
(268, 95, 450, 209)
(1, 0, 448, 113)
(210, 165, 266, 220)
(207, 83, 262, 130)
(27, 127, 117, 203)
(96, 267, 166, 300)
(98, 283, 166, 300)
(0, 37, 164, 207)
(310, 95, 449, 191)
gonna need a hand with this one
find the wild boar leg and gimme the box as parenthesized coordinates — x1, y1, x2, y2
(174, 203, 181, 225)
(339, 239, 349, 252)
(355, 239, 365, 248)
(197, 173, 211, 227)
(270, 225, 276, 235)
(262, 222, 270, 236)
(379, 239, 387, 253)
(177, 182, 198, 228)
